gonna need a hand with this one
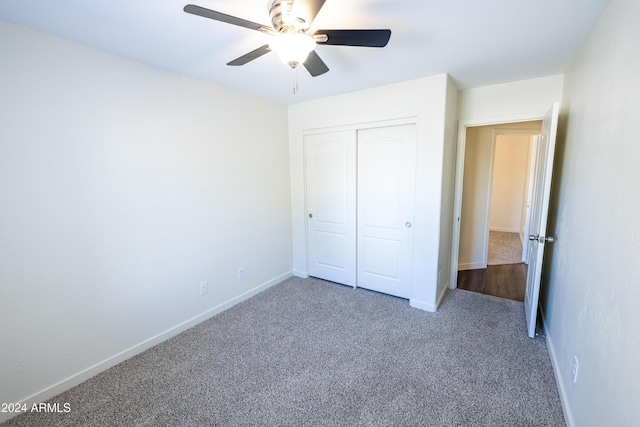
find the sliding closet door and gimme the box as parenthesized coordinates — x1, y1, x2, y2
(357, 124, 416, 298)
(305, 131, 357, 286)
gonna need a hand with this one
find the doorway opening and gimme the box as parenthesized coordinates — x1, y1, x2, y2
(455, 121, 542, 301)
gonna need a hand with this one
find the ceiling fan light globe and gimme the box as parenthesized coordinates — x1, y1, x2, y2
(269, 32, 316, 68)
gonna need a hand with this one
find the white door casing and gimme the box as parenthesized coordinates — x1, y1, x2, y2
(357, 124, 417, 299)
(524, 103, 560, 338)
(305, 131, 357, 287)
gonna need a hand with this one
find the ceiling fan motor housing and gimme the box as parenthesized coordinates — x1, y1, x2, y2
(269, 0, 305, 33)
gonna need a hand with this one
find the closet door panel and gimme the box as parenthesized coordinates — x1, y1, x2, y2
(357, 124, 416, 298)
(361, 236, 401, 278)
(305, 131, 357, 286)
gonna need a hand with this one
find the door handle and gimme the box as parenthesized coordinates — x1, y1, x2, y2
(529, 234, 555, 243)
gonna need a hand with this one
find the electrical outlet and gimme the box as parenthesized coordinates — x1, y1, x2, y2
(237, 267, 245, 279)
(572, 356, 579, 383)
(199, 281, 209, 296)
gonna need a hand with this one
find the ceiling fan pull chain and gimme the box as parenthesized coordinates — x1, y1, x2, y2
(292, 67, 299, 95)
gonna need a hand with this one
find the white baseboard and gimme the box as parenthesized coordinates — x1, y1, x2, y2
(409, 298, 438, 312)
(489, 227, 520, 233)
(540, 311, 575, 427)
(0, 271, 293, 424)
(458, 262, 486, 270)
(293, 270, 308, 278)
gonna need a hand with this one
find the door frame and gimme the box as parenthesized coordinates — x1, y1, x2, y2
(449, 111, 549, 289)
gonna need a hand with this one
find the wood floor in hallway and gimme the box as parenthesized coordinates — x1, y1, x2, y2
(457, 263, 527, 302)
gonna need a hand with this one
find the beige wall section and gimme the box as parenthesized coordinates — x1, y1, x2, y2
(541, 0, 640, 425)
(489, 134, 531, 233)
(0, 21, 292, 420)
(458, 122, 540, 270)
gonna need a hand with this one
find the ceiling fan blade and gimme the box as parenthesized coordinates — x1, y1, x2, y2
(303, 50, 329, 77)
(315, 29, 391, 47)
(227, 45, 272, 66)
(184, 4, 275, 34)
(291, 0, 327, 28)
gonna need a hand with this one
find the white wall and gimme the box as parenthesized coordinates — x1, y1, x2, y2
(458, 75, 565, 123)
(489, 134, 531, 233)
(540, 0, 640, 425)
(0, 20, 292, 420)
(289, 74, 456, 312)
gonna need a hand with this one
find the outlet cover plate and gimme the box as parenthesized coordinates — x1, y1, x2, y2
(200, 281, 209, 295)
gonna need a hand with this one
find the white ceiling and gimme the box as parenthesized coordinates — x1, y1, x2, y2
(0, 0, 608, 105)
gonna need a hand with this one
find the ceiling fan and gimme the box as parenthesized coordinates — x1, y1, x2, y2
(183, 0, 391, 77)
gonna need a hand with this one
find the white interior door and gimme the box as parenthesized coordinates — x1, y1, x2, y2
(305, 131, 357, 286)
(524, 103, 560, 338)
(357, 124, 416, 298)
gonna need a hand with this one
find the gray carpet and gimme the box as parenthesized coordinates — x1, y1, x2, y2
(488, 231, 523, 265)
(4, 277, 565, 426)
